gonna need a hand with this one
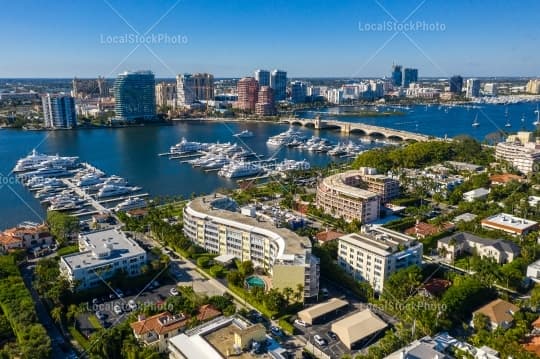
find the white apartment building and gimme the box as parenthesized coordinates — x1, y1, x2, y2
(59, 229, 147, 290)
(495, 136, 540, 174)
(337, 225, 423, 292)
(481, 213, 538, 236)
(183, 195, 319, 299)
(316, 170, 386, 223)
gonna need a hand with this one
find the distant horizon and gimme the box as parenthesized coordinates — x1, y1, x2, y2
(1, 0, 539, 78)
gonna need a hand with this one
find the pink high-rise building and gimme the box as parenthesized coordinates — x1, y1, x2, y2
(255, 85, 276, 116)
(236, 77, 259, 112)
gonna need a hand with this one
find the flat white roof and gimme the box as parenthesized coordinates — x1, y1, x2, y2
(321, 170, 379, 200)
(481, 213, 537, 230)
(463, 187, 489, 197)
(61, 229, 145, 270)
(168, 333, 222, 359)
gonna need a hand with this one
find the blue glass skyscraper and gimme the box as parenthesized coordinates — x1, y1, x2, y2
(42, 94, 77, 128)
(270, 69, 287, 101)
(114, 71, 156, 122)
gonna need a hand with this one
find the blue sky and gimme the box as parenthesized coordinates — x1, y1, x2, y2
(1, 0, 538, 78)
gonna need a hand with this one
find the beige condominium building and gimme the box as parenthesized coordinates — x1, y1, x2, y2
(495, 132, 540, 174)
(183, 195, 320, 299)
(338, 225, 423, 292)
(316, 168, 399, 223)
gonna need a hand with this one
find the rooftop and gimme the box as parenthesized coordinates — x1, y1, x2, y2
(489, 173, 524, 184)
(320, 170, 380, 200)
(130, 311, 187, 336)
(481, 213, 538, 231)
(339, 225, 419, 256)
(187, 194, 311, 258)
(61, 229, 146, 270)
(452, 212, 477, 223)
(473, 298, 519, 325)
(331, 309, 387, 349)
(315, 229, 345, 243)
(438, 232, 520, 254)
(298, 298, 348, 324)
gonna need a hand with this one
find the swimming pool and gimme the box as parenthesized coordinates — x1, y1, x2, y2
(246, 276, 266, 289)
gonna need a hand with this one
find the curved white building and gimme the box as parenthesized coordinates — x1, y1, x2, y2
(183, 195, 319, 299)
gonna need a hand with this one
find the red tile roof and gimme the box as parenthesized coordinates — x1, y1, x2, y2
(420, 278, 451, 297)
(315, 230, 344, 243)
(490, 173, 524, 185)
(130, 312, 187, 336)
(196, 304, 221, 322)
(404, 222, 454, 237)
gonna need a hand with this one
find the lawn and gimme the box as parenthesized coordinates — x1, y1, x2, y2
(87, 314, 103, 329)
(56, 245, 79, 257)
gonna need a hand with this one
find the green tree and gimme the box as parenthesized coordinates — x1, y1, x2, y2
(47, 211, 79, 245)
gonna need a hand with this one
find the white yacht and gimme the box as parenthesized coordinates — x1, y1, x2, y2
(48, 200, 81, 212)
(533, 105, 540, 126)
(29, 178, 65, 191)
(77, 174, 103, 187)
(202, 156, 230, 169)
(472, 114, 480, 127)
(233, 130, 254, 138)
(218, 161, 263, 178)
(114, 197, 146, 212)
(13, 150, 78, 173)
(25, 166, 70, 178)
(170, 138, 203, 154)
(97, 185, 140, 198)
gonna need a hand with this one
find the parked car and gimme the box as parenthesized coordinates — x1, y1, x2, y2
(294, 319, 307, 327)
(314, 334, 327, 347)
(321, 288, 329, 297)
(327, 331, 338, 340)
(270, 326, 282, 336)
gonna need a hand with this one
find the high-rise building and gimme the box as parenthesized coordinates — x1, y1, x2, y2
(290, 81, 307, 103)
(42, 94, 77, 128)
(526, 79, 540, 94)
(449, 75, 463, 94)
(270, 69, 287, 101)
(176, 73, 214, 107)
(236, 77, 259, 112)
(465, 78, 481, 98)
(402, 68, 418, 88)
(483, 83, 498, 96)
(391, 64, 402, 87)
(255, 86, 276, 116)
(155, 82, 177, 108)
(114, 71, 156, 122)
(254, 69, 270, 87)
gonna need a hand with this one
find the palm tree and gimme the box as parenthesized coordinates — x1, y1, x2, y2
(294, 284, 304, 303)
(282, 287, 294, 305)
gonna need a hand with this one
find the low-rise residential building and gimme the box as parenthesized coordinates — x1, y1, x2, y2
(168, 316, 266, 359)
(316, 171, 381, 223)
(452, 212, 478, 223)
(437, 232, 520, 264)
(481, 213, 538, 236)
(331, 309, 388, 350)
(183, 195, 319, 299)
(337, 225, 423, 292)
(0, 222, 53, 252)
(384, 336, 451, 359)
(315, 229, 344, 245)
(59, 229, 147, 290)
(463, 187, 490, 202)
(130, 312, 188, 352)
(489, 173, 524, 186)
(445, 161, 484, 172)
(419, 278, 451, 298)
(471, 299, 519, 331)
(404, 221, 455, 239)
(527, 259, 540, 283)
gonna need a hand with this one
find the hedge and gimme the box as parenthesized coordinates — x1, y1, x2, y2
(0, 256, 52, 358)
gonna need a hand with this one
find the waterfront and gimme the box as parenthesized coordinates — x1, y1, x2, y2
(2, 100, 540, 228)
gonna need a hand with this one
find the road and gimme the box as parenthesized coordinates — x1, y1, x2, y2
(20, 263, 77, 359)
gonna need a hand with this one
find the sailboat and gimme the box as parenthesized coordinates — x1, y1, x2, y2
(533, 105, 540, 126)
(472, 114, 480, 127)
(505, 107, 511, 127)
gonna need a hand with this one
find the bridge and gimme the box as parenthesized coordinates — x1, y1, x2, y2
(280, 117, 440, 142)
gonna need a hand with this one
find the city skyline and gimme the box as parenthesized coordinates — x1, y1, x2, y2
(1, 0, 539, 78)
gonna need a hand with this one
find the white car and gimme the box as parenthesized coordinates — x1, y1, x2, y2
(113, 304, 123, 315)
(128, 299, 137, 310)
(294, 319, 307, 327)
(314, 334, 327, 346)
(169, 287, 179, 296)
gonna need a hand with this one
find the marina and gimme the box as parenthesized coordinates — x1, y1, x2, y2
(14, 151, 148, 220)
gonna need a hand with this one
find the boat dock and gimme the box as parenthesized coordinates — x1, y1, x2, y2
(98, 193, 149, 204)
